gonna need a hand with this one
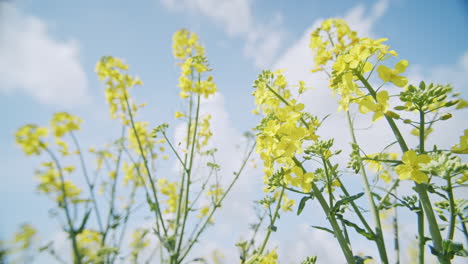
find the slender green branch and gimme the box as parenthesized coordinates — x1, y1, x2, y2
(178, 142, 256, 263)
(123, 93, 168, 237)
(161, 132, 189, 173)
(174, 91, 195, 254)
(70, 132, 105, 234)
(102, 127, 125, 248)
(393, 199, 400, 264)
(337, 178, 375, 237)
(322, 157, 334, 207)
(292, 157, 356, 264)
(176, 94, 201, 257)
(446, 176, 456, 241)
(43, 145, 82, 264)
(259, 187, 285, 255)
(346, 111, 389, 264)
(458, 214, 468, 245)
(263, 80, 354, 263)
(417, 203, 425, 264)
(356, 71, 450, 264)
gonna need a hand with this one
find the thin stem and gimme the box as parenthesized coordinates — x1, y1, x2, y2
(174, 92, 195, 253)
(178, 142, 256, 263)
(70, 132, 104, 233)
(100, 127, 125, 250)
(346, 111, 389, 264)
(176, 94, 201, 257)
(417, 203, 425, 264)
(293, 158, 356, 264)
(357, 72, 450, 264)
(393, 202, 400, 264)
(446, 176, 456, 241)
(262, 81, 354, 263)
(123, 93, 168, 236)
(458, 214, 468, 245)
(43, 146, 82, 264)
(161, 132, 189, 173)
(377, 180, 400, 210)
(246, 210, 267, 254)
(259, 187, 285, 255)
(337, 178, 375, 238)
(355, 73, 408, 152)
(322, 157, 334, 207)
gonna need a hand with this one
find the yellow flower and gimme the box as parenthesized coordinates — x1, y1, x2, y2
(95, 56, 143, 124)
(13, 224, 37, 250)
(451, 129, 468, 154)
(128, 122, 154, 156)
(260, 249, 278, 264)
(175, 111, 185, 119)
(377, 60, 409, 87)
(50, 112, 82, 138)
(197, 206, 210, 218)
(15, 124, 48, 156)
(395, 150, 431, 183)
(358, 91, 389, 122)
(157, 178, 179, 214)
(77, 229, 102, 262)
(281, 194, 295, 212)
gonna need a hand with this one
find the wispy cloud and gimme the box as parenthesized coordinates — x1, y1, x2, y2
(160, 0, 286, 68)
(0, 2, 89, 106)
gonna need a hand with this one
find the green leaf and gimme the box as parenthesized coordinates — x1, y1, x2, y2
(311, 225, 334, 235)
(331, 192, 364, 214)
(146, 193, 156, 212)
(76, 209, 92, 234)
(338, 216, 375, 241)
(297, 196, 311, 216)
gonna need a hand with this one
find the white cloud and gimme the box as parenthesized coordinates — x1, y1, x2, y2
(160, 0, 285, 68)
(0, 2, 89, 106)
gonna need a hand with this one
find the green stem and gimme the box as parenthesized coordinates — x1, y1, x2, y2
(417, 203, 425, 264)
(394, 203, 400, 264)
(357, 72, 450, 264)
(346, 111, 389, 264)
(173, 93, 194, 258)
(176, 94, 201, 258)
(178, 142, 256, 263)
(262, 81, 354, 263)
(259, 187, 285, 255)
(70, 132, 104, 235)
(337, 178, 375, 237)
(123, 93, 167, 236)
(43, 146, 82, 264)
(293, 158, 356, 264)
(102, 127, 125, 249)
(322, 157, 334, 207)
(458, 214, 468, 245)
(446, 176, 456, 241)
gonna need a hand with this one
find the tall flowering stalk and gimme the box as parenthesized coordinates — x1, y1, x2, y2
(249, 18, 468, 264)
(12, 29, 254, 264)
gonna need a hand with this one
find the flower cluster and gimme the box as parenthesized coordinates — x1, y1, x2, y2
(253, 70, 319, 192)
(95, 56, 143, 124)
(50, 112, 82, 138)
(128, 121, 154, 156)
(157, 178, 179, 214)
(173, 29, 217, 98)
(35, 162, 82, 203)
(15, 125, 48, 156)
(310, 19, 405, 112)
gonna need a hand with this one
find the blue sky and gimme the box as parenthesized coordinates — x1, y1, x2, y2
(1, 0, 468, 263)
